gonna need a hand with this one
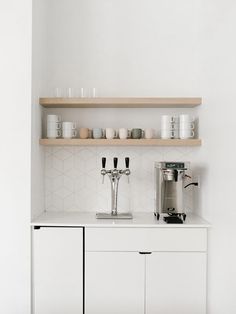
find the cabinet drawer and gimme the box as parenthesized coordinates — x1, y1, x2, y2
(85, 228, 207, 252)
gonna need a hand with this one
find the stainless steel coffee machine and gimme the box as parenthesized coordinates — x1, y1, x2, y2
(154, 162, 190, 223)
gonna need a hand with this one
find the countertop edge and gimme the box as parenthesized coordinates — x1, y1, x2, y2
(31, 212, 211, 228)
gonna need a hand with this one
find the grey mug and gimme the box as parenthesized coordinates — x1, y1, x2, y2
(131, 128, 143, 139)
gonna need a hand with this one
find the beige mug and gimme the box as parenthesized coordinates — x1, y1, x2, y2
(106, 128, 117, 139)
(80, 128, 89, 139)
(119, 128, 131, 139)
(144, 128, 154, 139)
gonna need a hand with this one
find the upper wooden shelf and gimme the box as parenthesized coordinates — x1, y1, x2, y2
(39, 138, 202, 147)
(39, 97, 202, 108)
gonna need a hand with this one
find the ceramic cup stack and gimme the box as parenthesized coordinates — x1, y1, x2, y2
(161, 115, 179, 139)
(179, 114, 195, 139)
(62, 122, 77, 139)
(47, 115, 61, 138)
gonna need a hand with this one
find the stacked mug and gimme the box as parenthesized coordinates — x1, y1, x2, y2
(161, 115, 179, 139)
(62, 122, 77, 138)
(179, 114, 195, 139)
(47, 115, 61, 138)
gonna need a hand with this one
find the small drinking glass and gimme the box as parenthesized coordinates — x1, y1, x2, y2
(80, 87, 86, 98)
(92, 87, 96, 98)
(54, 87, 63, 98)
(66, 87, 74, 98)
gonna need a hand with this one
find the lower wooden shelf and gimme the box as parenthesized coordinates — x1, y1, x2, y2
(39, 138, 201, 146)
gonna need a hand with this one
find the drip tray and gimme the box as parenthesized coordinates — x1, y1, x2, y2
(96, 212, 133, 219)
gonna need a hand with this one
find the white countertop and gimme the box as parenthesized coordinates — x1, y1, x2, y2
(31, 212, 210, 228)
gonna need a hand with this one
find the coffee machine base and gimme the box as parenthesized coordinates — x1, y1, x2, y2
(154, 212, 186, 223)
(163, 215, 183, 224)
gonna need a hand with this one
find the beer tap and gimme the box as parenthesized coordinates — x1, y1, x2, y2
(125, 157, 130, 182)
(101, 157, 106, 183)
(98, 157, 132, 218)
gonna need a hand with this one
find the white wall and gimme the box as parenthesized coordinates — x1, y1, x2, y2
(198, 1, 236, 312)
(0, 1, 31, 314)
(40, 0, 201, 96)
(33, 0, 236, 313)
(31, 0, 47, 219)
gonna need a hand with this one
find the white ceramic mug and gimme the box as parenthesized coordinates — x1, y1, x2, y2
(47, 129, 61, 139)
(179, 122, 194, 129)
(161, 115, 178, 123)
(179, 114, 194, 123)
(161, 129, 175, 139)
(179, 129, 194, 139)
(119, 128, 130, 139)
(173, 129, 179, 139)
(106, 128, 117, 139)
(47, 121, 61, 130)
(161, 116, 179, 130)
(47, 114, 61, 122)
(144, 128, 154, 139)
(62, 122, 76, 130)
(62, 129, 77, 139)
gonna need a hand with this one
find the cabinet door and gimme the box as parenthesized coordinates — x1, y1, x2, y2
(146, 252, 206, 314)
(86, 252, 145, 314)
(33, 227, 83, 314)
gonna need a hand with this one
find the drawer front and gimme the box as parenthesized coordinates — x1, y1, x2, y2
(85, 228, 207, 252)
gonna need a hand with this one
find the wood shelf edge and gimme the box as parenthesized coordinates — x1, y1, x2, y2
(39, 97, 202, 108)
(39, 138, 202, 146)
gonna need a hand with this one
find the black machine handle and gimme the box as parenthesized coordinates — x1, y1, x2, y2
(102, 157, 106, 168)
(173, 169, 178, 182)
(184, 182, 198, 189)
(113, 157, 118, 169)
(139, 252, 152, 255)
(125, 157, 130, 168)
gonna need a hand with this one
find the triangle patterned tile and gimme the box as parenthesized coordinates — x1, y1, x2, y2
(55, 148, 73, 161)
(54, 187, 72, 199)
(52, 156, 64, 172)
(63, 156, 74, 172)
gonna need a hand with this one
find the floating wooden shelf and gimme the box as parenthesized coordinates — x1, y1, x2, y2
(39, 138, 202, 146)
(39, 97, 202, 108)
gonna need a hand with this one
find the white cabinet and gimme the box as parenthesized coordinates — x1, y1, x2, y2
(86, 252, 145, 314)
(32, 227, 83, 314)
(32, 225, 207, 314)
(146, 252, 206, 314)
(85, 227, 207, 314)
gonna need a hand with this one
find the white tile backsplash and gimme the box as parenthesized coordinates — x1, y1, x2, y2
(44, 146, 196, 213)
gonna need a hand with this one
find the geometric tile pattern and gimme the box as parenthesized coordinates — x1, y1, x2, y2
(44, 146, 196, 213)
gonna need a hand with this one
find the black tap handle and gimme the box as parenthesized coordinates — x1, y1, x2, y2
(114, 157, 118, 169)
(102, 157, 106, 168)
(125, 157, 130, 168)
(174, 169, 178, 182)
